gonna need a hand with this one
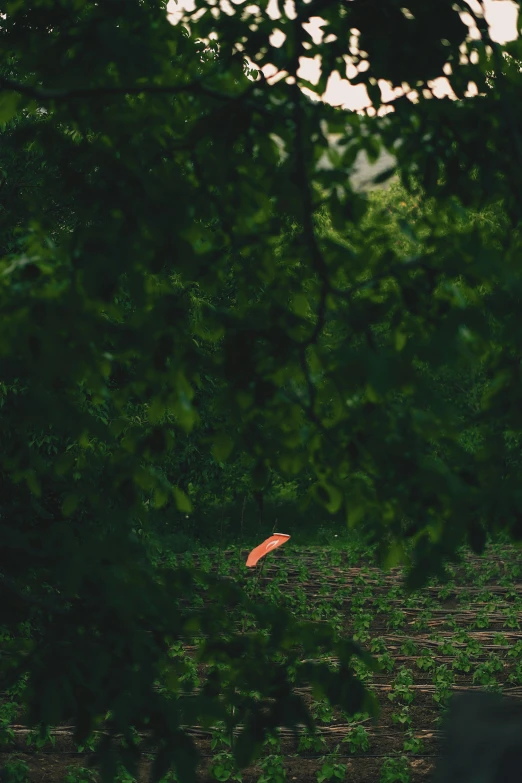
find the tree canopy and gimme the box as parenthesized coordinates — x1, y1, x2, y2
(1, 0, 522, 780)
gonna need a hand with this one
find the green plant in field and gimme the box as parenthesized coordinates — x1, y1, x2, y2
(472, 654, 503, 687)
(438, 639, 456, 656)
(209, 751, 242, 782)
(26, 725, 56, 750)
(379, 755, 410, 783)
(330, 612, 345, 635)
(437, 584, 454, 601)
(374, 596, 392, 614)
(0, 701, 18, 747)
(114, 766, 136, 783)
(64, 766, 98, 783)
(159, 773, 179, 783)
(391, 706, 412, 730)
(487, 652, 504, 671)
(476, 589, 495, 603)
(265, 583, 284, 604)
(411, 610, 432, 633)
(503, 607, 520, 629)
(352, 629, 371, 645)
(402, 730, 424, 755)
(387, 586, 403, 602)
(316, 758, 346, 783)
(297, 729, 327, 754)
(432, 665, 454, 706)
(369, 637, 387, 654)
(292, 587, 308, 613)
(386, 610, 406, 631)
(453, 589, 467, 606)
(400, 640, 418, 657)
(333, 582, 349, 601)
(472, 608, 491, 630)
(351, 656, 375, 682)
(402, 595, 417, 610)
(452, 630, 469, 645)
(508, 660, 522, 685)
(377, 651, 395, 673)
(179, 654, 200, 688)
(493, 632, 507, 646)
(508, 640, 522, 659)
(444, 616, 458, 631)
(416, 649, 436, 672)
(264, 734, 282, 753)
(311, 699, 334, 724)
(452, 650, 472, 673)
(211, 722, 232, 751)
(388, 668, 415, 705)
(425, 596, 439, 612)
(466, 637, 482, 657)
(342, 725, 370, 754)
(344, 710, 370, 725)
(361, 587, 374, 602)
(76, 735, 98, 753)
(257, 750, 285, 783)
(353, 611, 372, 637)
(483, 562, 501, 582)
(350, 594, 366, 612)
(6, 675, 28, 701)
(475, 571, 490, 588)
(2, 761, 30, 783)
(2, 761, 29, 783)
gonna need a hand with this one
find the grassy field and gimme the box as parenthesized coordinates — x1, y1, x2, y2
(1, 534, 521, 783)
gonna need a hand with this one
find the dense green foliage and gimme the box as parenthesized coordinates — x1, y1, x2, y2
(1, 0, 522, 780)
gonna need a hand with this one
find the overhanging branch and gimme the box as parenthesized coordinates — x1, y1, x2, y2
(0, 70, 266, 104)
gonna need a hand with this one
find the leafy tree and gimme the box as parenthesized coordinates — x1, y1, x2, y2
(1, 0, 522, 780)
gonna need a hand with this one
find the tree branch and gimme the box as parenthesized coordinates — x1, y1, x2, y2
(0, 70, 265, 105)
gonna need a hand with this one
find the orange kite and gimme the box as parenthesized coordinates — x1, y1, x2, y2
(246, 533, 290, 567)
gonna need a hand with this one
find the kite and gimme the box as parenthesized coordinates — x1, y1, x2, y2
(246, 533, 290, 567)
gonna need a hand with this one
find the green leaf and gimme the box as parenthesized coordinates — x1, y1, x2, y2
(0, 93, 20, 126)
(395, 329, 407, 351)
(211, 434, 234, 462)
(347, 506, 365, 530)
(62, 494, 79, 516)
(315, 482, 343, 514)
(290, 293, 310, 318)
(173, 487, 193, 513)
(372, 165, 397, 185)
(383, 541, 406, 570)
(25, 471, 41, 497)
(148, 398, 166, 424)
(153, 487, 170, 509)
